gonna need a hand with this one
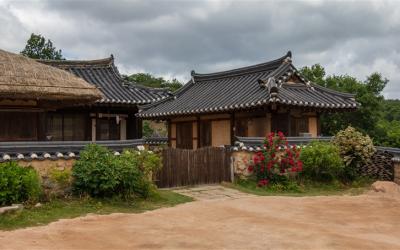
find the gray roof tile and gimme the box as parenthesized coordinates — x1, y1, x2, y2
(38, 56, 170, 105)
(138, 51, 357, 118)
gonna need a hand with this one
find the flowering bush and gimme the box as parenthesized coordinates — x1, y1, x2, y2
(248, 132, 302, 187)
(332, 126, 375, 180)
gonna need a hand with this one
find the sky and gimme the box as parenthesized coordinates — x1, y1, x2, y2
(0, 0, 399, 99)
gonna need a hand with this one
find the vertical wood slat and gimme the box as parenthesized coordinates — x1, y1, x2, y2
(156, 147, 232, 188)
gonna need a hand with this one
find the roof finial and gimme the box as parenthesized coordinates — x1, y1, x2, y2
(190, 70, 196, 83)
(284, 51, 292, 64)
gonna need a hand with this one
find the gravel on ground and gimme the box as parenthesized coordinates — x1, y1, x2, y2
(1, 183, 400, 250)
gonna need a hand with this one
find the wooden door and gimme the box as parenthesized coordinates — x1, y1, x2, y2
(199, 120, 212, 148)
(0, 112, 38, 141)
(176, 122, 193, 149)
(272, 113, 289, 136)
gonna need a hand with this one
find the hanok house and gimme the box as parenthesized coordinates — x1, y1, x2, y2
(0, 48, 169, 142)
(138, 51, 358, 149)
(37, 55, 170, 142)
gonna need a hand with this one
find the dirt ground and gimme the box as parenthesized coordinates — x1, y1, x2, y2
(1, 187, 400, 250)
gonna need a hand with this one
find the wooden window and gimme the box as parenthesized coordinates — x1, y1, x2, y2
(271, 113, 289, 136)
(64, 114, 86, 141)
(235, 118, 248, 137)
(46, 113, 63, 141)
(176, 122, 193, 149)
(0, 112, 38, 141)
(291, 117, 309, 136)
(199, 120, 212, 148)
(46, 113, 87, 141)
(96, 117, 120, 140)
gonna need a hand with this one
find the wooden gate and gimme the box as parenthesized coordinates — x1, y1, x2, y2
(156, 147, 232, 188)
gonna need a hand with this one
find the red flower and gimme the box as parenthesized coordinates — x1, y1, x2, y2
(248, 165, 254, 172)
(267, 161, 273, 170)
(258, 179, 269, 187)
(291, 167, 297, 172)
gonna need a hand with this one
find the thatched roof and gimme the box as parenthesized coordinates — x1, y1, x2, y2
(0, 49, 103, 104)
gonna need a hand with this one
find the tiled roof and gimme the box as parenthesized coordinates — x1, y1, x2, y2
(0, 138, 167, 162)
(138, 51, 358, 118)
(39, 56, 170, 105)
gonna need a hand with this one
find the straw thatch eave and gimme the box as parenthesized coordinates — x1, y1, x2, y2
(0, 49, 103, 104)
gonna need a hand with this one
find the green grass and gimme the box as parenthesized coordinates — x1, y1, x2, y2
(0, 190, 192, 231)
(223, 178, 373, 197)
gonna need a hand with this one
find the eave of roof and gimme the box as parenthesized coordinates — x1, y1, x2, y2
(38, 56, 171, 105)
(137, 51, 358, 119)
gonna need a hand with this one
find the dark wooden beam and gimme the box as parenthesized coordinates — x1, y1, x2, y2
(230, 112, 235, 145)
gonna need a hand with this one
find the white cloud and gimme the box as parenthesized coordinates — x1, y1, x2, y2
(0, 0, 399, 99)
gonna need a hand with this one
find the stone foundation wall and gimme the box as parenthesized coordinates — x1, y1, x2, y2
(18, 159, 75, 177)
(394, 160, 400, 185)
(18, 159, 75, 199)
(231, 151, 254, 178)
(360, 151, 394, 181)
(232, 149, 398, 181)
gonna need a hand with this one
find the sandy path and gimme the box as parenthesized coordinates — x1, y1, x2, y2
(1, 193, 400, 250)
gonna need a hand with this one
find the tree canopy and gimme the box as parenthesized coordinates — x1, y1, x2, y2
(300, 64, 400, 147)
(124, 73, 183, 92)
(20, 33, 64, 60)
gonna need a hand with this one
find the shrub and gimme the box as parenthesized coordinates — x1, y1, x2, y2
(300, 141, 344, 182)
(72, 144, 161, 198)
(49, 167, 72, 188)
(248, 132, 302, 187)
(0, 162, 41, 205)
(332, 126, 375, 180)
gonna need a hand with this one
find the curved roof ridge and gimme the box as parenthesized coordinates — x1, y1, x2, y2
(192, 51, 291, 81)
(37, 55, 114, 68)
(311, 83, 355, 98)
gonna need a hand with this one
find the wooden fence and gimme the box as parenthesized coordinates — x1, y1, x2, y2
(156, 147, 232, 188)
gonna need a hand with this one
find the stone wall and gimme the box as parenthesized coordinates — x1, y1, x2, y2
(18, 159, 75, 177)
(19, 159, 75, 199)
(232, 149, 398, 181)
(394, 159, 400, 185)
(360, 151, 394, 181)
(231, 151, 254, 178)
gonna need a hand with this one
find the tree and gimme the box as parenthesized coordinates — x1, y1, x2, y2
(299, 65, 392, 146)
(20, 33, 64, 60)
(124, 73, 183, 92)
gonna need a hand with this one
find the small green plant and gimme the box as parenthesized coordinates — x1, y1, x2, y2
(0, 162, 41, 205)
(49, 167, 72, 188)
(72, 144, 161, 199)
(332, 126, 375, 181)
(300, 141, 344, 182)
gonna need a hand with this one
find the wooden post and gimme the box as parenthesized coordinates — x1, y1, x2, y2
(91, 117, 96, 142)
(197, 116, 201, 148)
(230, 112, 235, 145)
(167, 119, 171, 147)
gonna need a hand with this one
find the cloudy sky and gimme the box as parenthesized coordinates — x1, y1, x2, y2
(1, 0, 399, 98)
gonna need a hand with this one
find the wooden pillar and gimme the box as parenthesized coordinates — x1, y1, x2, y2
(120, 117, 127, 140)
(91, 117, 96, 142)
(317, 112, 321, 136)
(230, 112, 235, 145)
(197, 116, 201, 148)
(266, 113, 271, 136)
(167, 119, 171, 147)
